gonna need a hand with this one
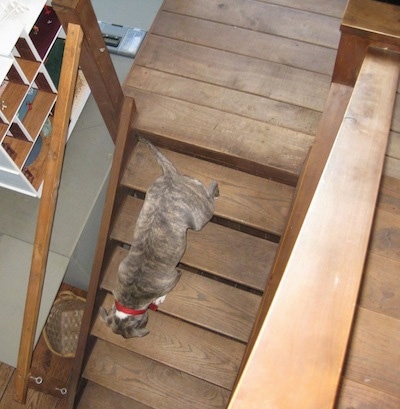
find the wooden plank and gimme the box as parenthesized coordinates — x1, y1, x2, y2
(358, 253, 400, 320)
(336, 378, 400, 409)
(131, 91, 313, 184)
(237, 82, 354, 383)
(65, 97, 137, 409)
(77, 382, 152, 409)
(53, 0, 124, 142)
(14, 23, 83, 404)
(125, 66, 322, 136)
(111, 195, 276, 290)
(342, 307, 400, 398)
(163, 0, 342, 49)
(92, 292, 246, 389)
(102, 246, 261, 342)
(341, 0, 400, 49)
(369, 208, 400, 263)
(0, 364, 13, 401)
(229, 48, 400, 409)
(0, 371, 59, 409)
(257, 0, 347, 18)
(151, 11, 337, 76)
(121, 141, 294, 236)
(135, 35, 331, 112)
(83, 339, 231, 409)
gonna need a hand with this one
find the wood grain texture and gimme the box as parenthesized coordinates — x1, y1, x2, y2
(152, 11, 337, 76)
(163, 0, 342, 49)
(14, 23, 83, 404)
(84, 339, 230, 409)
(125, 66, 321, 136)
(230, 49, 400, 408)
(121, 141, 294, 236)
(342, 307, 400, 398)
(336, 378, 400, 409)
(130, 91, 313, 184)
(257, 0, 347, 17)
(77, 382, 152, 409)
(358, 253, 400, 319)
(93, 293, 246, 389)
(111, 195, 276, 290)
(136, 35, 331, 112)
(101, 246, 261, 342)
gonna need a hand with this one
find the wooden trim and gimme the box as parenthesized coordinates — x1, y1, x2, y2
(229, 48, 400, 409)
(65, 96, 137, 409)
(234, 81, 353, 388)
(52, 0, 124, 143)
(14, 23, 84, 404)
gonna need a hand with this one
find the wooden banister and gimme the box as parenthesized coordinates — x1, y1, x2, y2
(229, 48, 400, 408)
(14, 23, 83, 403)
(52, 0, 124, 143)
(65, 96, 137, 409)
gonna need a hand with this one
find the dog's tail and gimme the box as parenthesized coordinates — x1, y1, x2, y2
(139, 137, 178, 176)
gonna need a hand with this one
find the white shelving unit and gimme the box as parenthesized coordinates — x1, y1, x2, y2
(0, 0, 90, 197)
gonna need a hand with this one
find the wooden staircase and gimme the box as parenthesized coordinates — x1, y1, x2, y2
(39, 0, 400, 408)
(74, 127, 293, 408)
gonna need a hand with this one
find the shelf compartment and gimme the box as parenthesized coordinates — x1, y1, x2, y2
(23, 132, 51, 191)
(29, 6, 61, 61)
(15, 58, 41, 83)
(2, 136, 32, 169)
(0, 81, 29, 123)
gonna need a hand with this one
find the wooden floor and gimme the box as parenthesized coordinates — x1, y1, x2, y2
(1, 0, 399, 408)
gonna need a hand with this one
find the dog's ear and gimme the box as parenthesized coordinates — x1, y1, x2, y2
(99, 306, 113, 326)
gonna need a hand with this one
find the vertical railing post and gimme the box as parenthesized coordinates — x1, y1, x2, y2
(52, 0, 124, 143)
(14, 23, 83, 403)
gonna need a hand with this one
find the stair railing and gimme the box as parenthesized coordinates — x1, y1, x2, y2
(14, 0, 128, 402)
(230, 0, 400, 406)
(14, 22, 84, 403)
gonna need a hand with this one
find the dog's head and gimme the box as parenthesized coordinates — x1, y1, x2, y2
(99, 303, 150, 338)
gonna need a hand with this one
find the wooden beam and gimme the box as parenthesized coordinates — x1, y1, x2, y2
(229, 48, 400, 409)
(333, 0, 400, 86)
(65, 96, 137, 409)
(14, 23, 83, 404)
(52, 0, 124, 143)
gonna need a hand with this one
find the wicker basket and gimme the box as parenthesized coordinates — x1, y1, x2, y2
(43, 290, 86, 358)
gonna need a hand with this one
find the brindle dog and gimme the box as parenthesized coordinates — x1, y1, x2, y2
(100, 138, 219, 337)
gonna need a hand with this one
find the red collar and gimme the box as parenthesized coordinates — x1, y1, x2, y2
(115, 300, 158, 315)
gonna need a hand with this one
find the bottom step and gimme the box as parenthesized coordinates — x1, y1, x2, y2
(83, 339, 231, 409)
(77, 381, 151, 409)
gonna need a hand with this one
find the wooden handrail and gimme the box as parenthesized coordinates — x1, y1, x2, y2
(65, 96, 137, 409)
(14, 23, 83, 403)
(52, 0, 124, 143)
(229, 48, 400, 408)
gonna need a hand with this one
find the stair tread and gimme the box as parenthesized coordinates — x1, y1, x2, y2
(92, 292, 245, 389)
(130, 90, 313, 184)
(77, 381, 152, 409)
(102, 246, 261, 342)
(83, 338, 231, 409)
(121, 141, 294, 236)
(111, 195, 276, 290)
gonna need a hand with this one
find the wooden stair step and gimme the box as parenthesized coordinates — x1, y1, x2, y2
(130, 90, 313, 185)
(121, 141, 294, 236)
(77, 381, 152, 409)
(92, 292, 245, 389)
(83, 338, 231, 409)
(110, 195, 276, 290)
(101, 246, 261, 342)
